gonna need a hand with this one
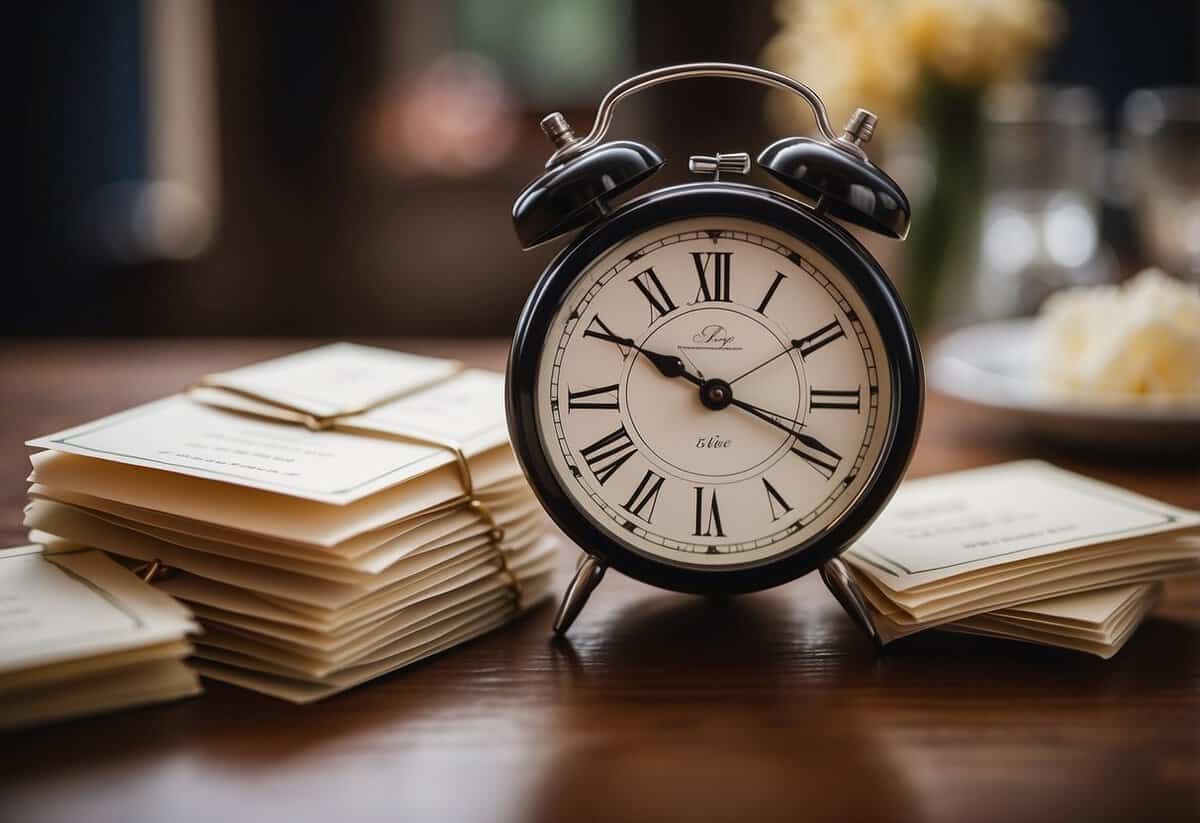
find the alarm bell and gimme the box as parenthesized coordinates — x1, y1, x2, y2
(757, 135, 911, 240)
(511, 125, 664, 250)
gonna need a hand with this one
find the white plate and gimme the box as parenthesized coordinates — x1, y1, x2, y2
(927, 320, 1200, 450)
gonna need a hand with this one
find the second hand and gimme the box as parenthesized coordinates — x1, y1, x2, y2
(728, 346, 794, 385)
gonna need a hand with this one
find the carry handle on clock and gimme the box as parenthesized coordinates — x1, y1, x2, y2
(512, 62, 911, 250)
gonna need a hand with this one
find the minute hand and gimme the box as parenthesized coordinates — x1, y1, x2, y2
(728, 397, 842, 477)
(728, 397, 807, 437)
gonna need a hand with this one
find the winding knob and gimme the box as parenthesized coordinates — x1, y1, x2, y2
(841, 109, 878, 146)
(688, 152, 752, 181)
(540, 112, 579, 151)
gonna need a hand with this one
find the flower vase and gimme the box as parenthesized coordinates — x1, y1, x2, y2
(903, 84, 984, 333)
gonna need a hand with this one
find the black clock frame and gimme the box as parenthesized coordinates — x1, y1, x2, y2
(506, 182, 923, 595)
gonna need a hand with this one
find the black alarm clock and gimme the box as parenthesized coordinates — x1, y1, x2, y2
(505, 63, 923, 634)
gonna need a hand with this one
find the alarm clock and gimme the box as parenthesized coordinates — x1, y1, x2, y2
(505, 63, 923, 634)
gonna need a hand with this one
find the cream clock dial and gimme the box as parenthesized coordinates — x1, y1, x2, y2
(535, 216, 894, 567)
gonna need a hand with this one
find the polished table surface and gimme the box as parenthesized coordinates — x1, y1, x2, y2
(1, 339, 1197, 823)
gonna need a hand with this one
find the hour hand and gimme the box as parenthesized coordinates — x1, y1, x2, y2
(583, 319, 702, 385)
(639, 348, 701, 383)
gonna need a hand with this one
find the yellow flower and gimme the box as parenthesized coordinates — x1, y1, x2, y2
(763, 0, 914, 129)
(900, 0, 1062, 86)
(764, 0, 1062, 135)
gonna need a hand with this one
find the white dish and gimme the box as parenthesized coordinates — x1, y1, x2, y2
(927, 320, 1200, 450)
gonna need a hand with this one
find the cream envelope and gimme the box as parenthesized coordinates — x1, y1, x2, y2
(856, 560, 1191, 643)
(192, 566, 546, 652)
(198, 590, 512, 670)
(4, 658, 201, 730)
(188, 611, 497, 703)
(993, 581, 1158, 630)
(192, 342, 462, 420)
(856, 550, 1193, 628)
(29, 493, 542, 582)
(160, 536, 557, 634)
(0, 546, 198, 676)
(252, 544, 537, 624)
(868, 535, 1198, 616)
(856, 531, 1177, 601)
(199, 577, 551, 677)
(191, 370, 511, 457)
(161, 559, 502, 633)
(30, 479, 532, 568)
(946, 583, 1161, 657)
(845, 461, 1200, 592)
(27, 392, 513, 507)
(195, 598, 518, 678)
(864, 545, 1196, 624)
(29, 496, 545, 593)
(29, 447, 523, 547)
(26, 498, 544, 611)
(339, 370, 509, 449)
(192, 577, 552, 703)
(0, 546, 201, 729)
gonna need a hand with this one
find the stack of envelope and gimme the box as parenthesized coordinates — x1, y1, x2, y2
(0, 545, 200, 729)
(944, 582, 1162, 658)
(823, 461, 1199, 656)
(24, 344, 556, 702)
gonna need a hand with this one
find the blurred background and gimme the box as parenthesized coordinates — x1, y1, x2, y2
(13, 0, 1199, 338)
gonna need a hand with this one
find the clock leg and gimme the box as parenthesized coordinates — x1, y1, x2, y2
(819, 557, 883, 649)
(552, 553, 607, 635)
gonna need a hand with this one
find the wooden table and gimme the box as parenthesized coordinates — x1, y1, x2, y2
(1, 339, 1197, 823)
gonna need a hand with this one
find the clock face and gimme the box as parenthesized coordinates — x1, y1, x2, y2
(534, 215, 896, 568)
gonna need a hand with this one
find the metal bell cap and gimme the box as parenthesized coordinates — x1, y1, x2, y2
(757, 137, 911, 239)
(512, 140, 665, 249)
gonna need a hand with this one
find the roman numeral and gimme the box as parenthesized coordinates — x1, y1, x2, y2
(582, 315, 631, 356)
(692, 486, 726, 537)
(578, 425, 637, 485)
(809, 387, 861, 412)
(762, 478, 793, 522)
(690, 252, 732, 303)
(630, 267, 677, 321)
(567, 384, 620, 412)
(622, 470, 665, 522)
(792, 319, 845, 359)
(790, 434, 842, 480)
(754, 271, 787, 314)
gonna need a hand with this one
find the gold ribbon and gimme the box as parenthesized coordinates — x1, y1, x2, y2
(338, 422, 520, 597)
(386, 429, 522, 606)
(134, 558, 173, 584)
